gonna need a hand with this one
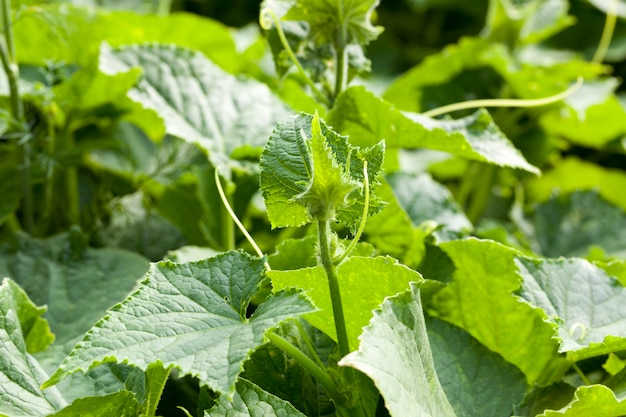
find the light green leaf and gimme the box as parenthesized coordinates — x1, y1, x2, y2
(328, 86, 539, 174)
(339, 283, 456, 417)
(269, 256, 422, 352)
(43, 251, 314, 397)
(46, 390, 139, 417)
(0, 278, 66, 417)
(284, 0, 383, 46)
(429, 238, 569, 385)
(99, 43, 291, 171)
(537, 385, 626, 417)
(516, 190, 626, 258)
(268, 236, 318, 270)
(426, 317, 527, 417)
(259, 113, 384, 230)
(207, 379, 306, 417)
(516, 256, 626, 361)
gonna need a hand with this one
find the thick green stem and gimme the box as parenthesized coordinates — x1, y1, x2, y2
(267, 332, 347, 406)
(0, 0, 32, 233)
(333, 0, 349, 103)
(61, 128, 80, 226)
(317, 219, 351, 357)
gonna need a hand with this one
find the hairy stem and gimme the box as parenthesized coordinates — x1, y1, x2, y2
(333, 1, 349, 103)
(0, 0, 32, 233)
(318, 218, 351, 357)
(267, 332, 347, 406)
(260, 8, 330, 107)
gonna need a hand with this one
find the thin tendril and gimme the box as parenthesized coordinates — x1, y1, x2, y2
(214, 168, 271, 271)
(592, 0, 618, 63)
(422, 77, 584, 118)
(335, 161, 369, 265)
(260, 8, 331, 107)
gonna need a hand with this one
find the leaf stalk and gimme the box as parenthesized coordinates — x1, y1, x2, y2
(335, 161, 369, 265)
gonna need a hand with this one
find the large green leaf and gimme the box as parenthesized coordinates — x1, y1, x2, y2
(426, 317, 527, 417)
(46, 391, 139, 417)
(99, 43, 291, 171)
(328, 86, 539, 174)
(259, 112, 384, 230)
(339, 283, 456, 417)
(0, 231, 150, 367)
(516, 256, 626, 361)
(537, 385, 626, 417)
(429, 238, 569, 385)
(0, 278, 66, 417)
(43, 251, 314, 397)
(516, 190, 626, 258)
(268, 256, 422, 351)
(207, 379, 306, 417)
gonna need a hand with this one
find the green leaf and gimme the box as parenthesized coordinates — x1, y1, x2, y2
(269, 256, 422, 350)
(388, 172, 472, 239)
(0, 278, 66, 417)
(259, 112, 384, 230)
(526, 157, 626, 212)
(537, 385, 626, 417)
(516, 191, 626, 258)
(339, 283, 456, 417)
(268, 236, 318, 270)
(43, 251, 314, 397)
(294, 112, 359, 221)
(99, 43, 291, 171)
(284, 0, 383, 46)
(207, 379, 306, 417)
(328, 86, 539, 174)
(516, 256, 626, 361)
(429, 238, 569, 385)
(426, 317, 527, 417)
(46, 390, 139, 417)
(0, 231, 150, 367)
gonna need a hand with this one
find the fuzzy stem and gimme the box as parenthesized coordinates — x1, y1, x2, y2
(267, 332, 347, 406)
(422, 77, 583, 118)
(333, 1, 349, 103)
(335, 161, 369, 265)
(260, 8, 331, 107)
(318, 218, 351, 357)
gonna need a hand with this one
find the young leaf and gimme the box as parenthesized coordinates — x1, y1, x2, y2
(0, 278, 66, 417)
(339, 283, 457, 417)
(516, 257, 626, 361)
(284, 0, 383, 46)
(269, 256, 423, 351)
(259, 112, 384, 230)
(328, 86, 539, 174)
(429, 238, 569, 385)
(537, 385, 626, 417)
(99, 43, 291, 171)
(46, 390, 139, 417)
(426, 317, 527, 417)
(207, 378, 306, 417)
(43, 251, 314, 398)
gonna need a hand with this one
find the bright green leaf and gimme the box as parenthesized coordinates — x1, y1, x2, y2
(526, 157, 626, 212)
(46, 390, 139, 417)
(426, 317, 527, 417)
(284, 0, 383, 46)
(339, 283, 456, 417)
(0, 278, 66, 417)
(537, 385, 626, 417)
(207, 379, 306, 417)
(516, 256, 626, 361)
(260, 113, 384, 230)
(99, 43, 291, 171)
(269, 256, 422, 350)
(328, 86, 539, 174)
(43, 251, 314, 397)
(429, 238, 569, 385)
